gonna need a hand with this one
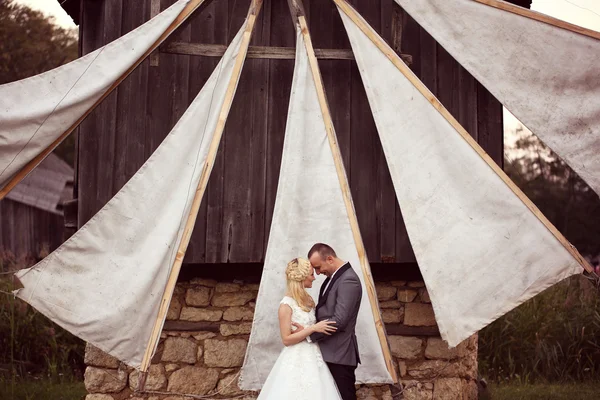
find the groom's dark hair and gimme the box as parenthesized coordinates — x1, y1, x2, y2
(308, 243, 337, 260)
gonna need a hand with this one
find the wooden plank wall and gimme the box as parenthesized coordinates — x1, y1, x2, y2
(0, 200, 64, 257)
(77, 0, 503, 265)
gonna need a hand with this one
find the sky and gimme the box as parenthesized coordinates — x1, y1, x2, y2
(12, 0, 600, 140)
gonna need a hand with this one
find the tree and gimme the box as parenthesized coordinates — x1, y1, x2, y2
(505, 126, 600, 258)
(0, 0, 78, 165)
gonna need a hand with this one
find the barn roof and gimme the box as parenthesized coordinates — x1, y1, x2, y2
(6, 154, 74, 215)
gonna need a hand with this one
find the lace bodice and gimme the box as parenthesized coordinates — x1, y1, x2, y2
(280, 296, 316, 328)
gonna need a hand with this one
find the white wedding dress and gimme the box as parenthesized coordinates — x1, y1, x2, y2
(257, 296, 342, 400)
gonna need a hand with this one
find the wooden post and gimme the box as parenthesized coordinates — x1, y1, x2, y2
(287, 0, 399, 383)
(0, 0, 214, 200)
(334, 0, 595, 275)
(471, 0, 600, 41)
(136, 0, 264, 391)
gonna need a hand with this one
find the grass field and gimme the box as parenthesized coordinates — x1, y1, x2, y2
(0, 379, 86, 400)
(487, 382, 600, 400)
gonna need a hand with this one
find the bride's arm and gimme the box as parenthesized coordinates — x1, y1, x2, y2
(278, 304, 336, 346)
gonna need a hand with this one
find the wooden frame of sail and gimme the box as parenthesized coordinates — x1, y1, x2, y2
(0, 0, 211, 200)
(137, 0, 265, 390)
(285, 0, 398, 384)
(334, 0, 593, 276)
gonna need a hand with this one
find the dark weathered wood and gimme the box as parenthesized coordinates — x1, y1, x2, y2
(204, 0, 232, 263)
(163, 41, 412, 63)
(385, 324, 440, 336)
(477, 83, 504, 166)
(163, 321, 220, 332)
(184, 0, 218, 264)
(74, 0, 504, 266)
(114, 1, 150, 193)
(0, 200, 64, 257)
(436, 44, 460, 124)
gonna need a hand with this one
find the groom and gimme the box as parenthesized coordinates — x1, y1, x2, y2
(307, 243, 362, 400)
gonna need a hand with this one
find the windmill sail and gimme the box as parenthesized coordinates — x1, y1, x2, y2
(0, 0, 196, 196)
(337, 1, 585, 347)
(13, 20, 251, 369)
(239, 28, 392, 390)
(394, 0, 600, 196)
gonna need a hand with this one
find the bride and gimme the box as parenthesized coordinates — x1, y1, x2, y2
(257, 257, 342, 399)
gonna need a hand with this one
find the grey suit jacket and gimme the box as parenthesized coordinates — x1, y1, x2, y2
(310, 262, 362, 366)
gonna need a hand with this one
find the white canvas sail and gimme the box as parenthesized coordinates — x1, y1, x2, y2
(337, 2, 584, 347)
(0, 0, 193, 195)
(394, 0, 600, 196)
(239, 28, 392, 390)
(13, 22, 250, 369)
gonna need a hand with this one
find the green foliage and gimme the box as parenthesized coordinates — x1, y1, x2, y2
(486, 382, 600, 400)
(0, 378, 86, 400)
(479, 275, 600, 383)
(504, 128, 600, 257)
(0, 253, 85, 382)
(0, 0, 78, 166)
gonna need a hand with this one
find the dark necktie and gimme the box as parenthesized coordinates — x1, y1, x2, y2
(319, 277, 331, 302)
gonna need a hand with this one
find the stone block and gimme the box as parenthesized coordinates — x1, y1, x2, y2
(408, 281, 425, 288)
(129, 364, 167, 391)
(84, 367, 127, 393)
(220, 323, 252, 336)
(212, 291, 256, 307)
(84, 344, 119, 369)
(85, 395, 114, 400)
(401, 380, 433, 400)
(397, 289, 418, 303)
(168, 366, 219, 395)
(165, 364, 179, 373)
(193, 331, 217, 341)
(180, 307, 223, 322)
(185, 286, 212, 307)
(388, 336, 422, 360)
(379, 300, 402, 309)
(190, 278, 218, 287)
(404, 303, 436, 326)
(432, 378, 462, 400)
(419, 288, 431, 303)
(375, 284, 397, 301)
(390, 280, 407, 287)
(166, 296, 183, 320)
(398, 361, 407, 377)
(407, 360, 458, 379)
(223, 306, 254, 321)
(205, 339, 247, 367)
(425, 338, 461, 360)
(382, 308, 404, 323)
(161, 337, 198, 364)
(215, 283, 242, 293)
(217, 373, 244, 396)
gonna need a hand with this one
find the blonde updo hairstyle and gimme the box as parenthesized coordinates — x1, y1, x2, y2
(285, 257, 315, 312)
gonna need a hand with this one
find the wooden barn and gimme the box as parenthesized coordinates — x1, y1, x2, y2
(57, 0, 532, 398)
(62, 0, 531, 277)
(0, 153, 73, 257)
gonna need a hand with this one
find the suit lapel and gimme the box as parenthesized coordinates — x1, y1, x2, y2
(316, 262, 351, 310)
(318, 277, 330, 302)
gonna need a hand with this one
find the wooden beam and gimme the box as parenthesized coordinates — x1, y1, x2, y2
(0, 0, 213, 201)
(288, 0, 399, 384)
(334, 0, 595, 276)
(385, 324, 440, 336)
(138, 0, 264, 380)
(162, 41, 413, 64)
(472, 0, 600, 41)
(163, 321, 220, 332)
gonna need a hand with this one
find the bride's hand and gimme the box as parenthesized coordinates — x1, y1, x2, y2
(312, 319, 337, 335)
(292, 322, 305, 332)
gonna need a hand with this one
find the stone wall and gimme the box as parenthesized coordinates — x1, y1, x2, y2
(84, 279, 478, 400)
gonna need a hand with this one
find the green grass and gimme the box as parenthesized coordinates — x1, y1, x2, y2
(487, 382, 600, 400)
(0, 379, 86, 400)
